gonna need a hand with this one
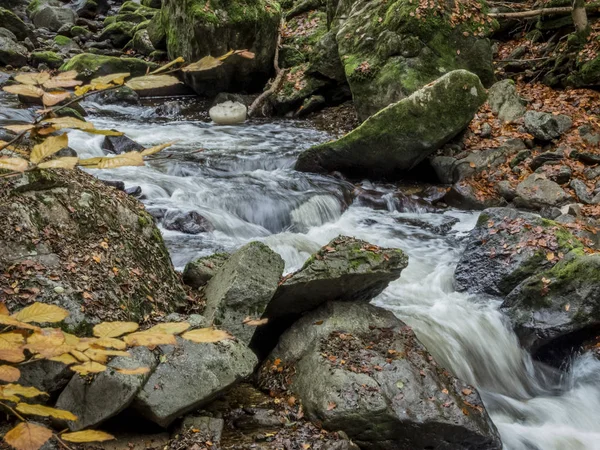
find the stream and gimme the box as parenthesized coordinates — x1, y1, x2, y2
(2, 93, 600, 450)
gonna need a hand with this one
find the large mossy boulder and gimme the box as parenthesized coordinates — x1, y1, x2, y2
(99, 21, 137, 48)
(330, 0, 495, 120)
(502, 252, 600, 358)
(0, 169, 187, 333)
(60, 53, 158, 81)
(295, 69, 486, 179)
(0, 8, 29, 41)
(259, 301, 503, 450)
(31, 3, 77, 32)
(161, 0, 282, 94)
(454, 208, 583, 297)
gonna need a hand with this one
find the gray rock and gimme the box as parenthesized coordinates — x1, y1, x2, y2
(452, 146, 511, 182)
(481, 122, 493, 138)
(308, 31, 345, 82)
(178, 416, 224, 443)
(55, 347, 157, 431)
(18, 360, 73, 396)
(524, 111, 572, 141)
(0, 28, 17, 41)
(497, 180, 517, 202)
(204, 242, 284, 344)
(502, 253, 600, 358)
(260, 301, 502, 450)
(0, 8, 29, 41)
(509, 149, 532, 168)
(487, 79, 526, 122)
(102, 134, 144, 154)
(295, 70, 487, 179)
(182, 252, 230, 289)
(514, 174, 572, 210)
(251, 236, 408, 356)
(536, 164, 572, 185)
(131, 29, 155, 56)
(444, 182, 505, 210)
(579, 124, 600, 146)
(133, 337, 258, 428)
(32, 5, 77, 32)
(162, 210, 214, 235)
(0, 35, 28, 66)
(454, 208, 583, 297)
(584, 166, 600, 180)
(570, 179, 597, 204)
(430, 155, 456, 184)
(88, 86, 141, 106)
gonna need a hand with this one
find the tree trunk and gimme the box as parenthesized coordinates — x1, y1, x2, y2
(572, 0, 590, 35)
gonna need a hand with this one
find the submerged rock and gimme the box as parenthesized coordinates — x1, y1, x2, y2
(102, 134, 144, 154)
(295, 70, 486, 179)
(162, 210, 214, 235)
(454, 208, 583, 297)
(259, 301, 502, 450)
(209, 101, 248, 125)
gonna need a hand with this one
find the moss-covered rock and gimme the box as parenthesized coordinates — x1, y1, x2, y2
(0, 169, 187, 332)
(70, 25, 90, 38)
(99, 21, 137, 48)
(60, 53, 158, 81)
(130, 29, 155, 56)
(31, 3, 77, 32)
(272, 63, 328, 114)
(115, 12, 148, 24)
(0, 35, 28, 67)
(146, 12, 166, 50)
(295, 69, 486, 178)
(183, 252, 230, 288)
(30, 50, 63, 68)
(502, 252, 600, 359)
(162, 0, 282, 93)
(0, 8, 29, 41)
(332, 0, 496, 119)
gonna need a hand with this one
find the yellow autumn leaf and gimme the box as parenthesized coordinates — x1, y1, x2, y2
(235, 50, 256, 59)
(91, 73, 130, 85)
(93, 321, 139, 338)
(3, 84, 45, 98)
(149, 56, 185, 75)
(38, 157, 79, 170)
(0, 303, 8, 315)
(97, 151, 144, 169)
(0, 365, 20, 382)
(85, 348, 130, 363)
(0, 392, 20, 402)
(43, 78, 82, 89)
(123, 331, 177, 347)
(25, 328, 74, 358)
(140, 141, 177, 157)
(546, 252, 555, 261)
(70, 349, 90, 362)
(0, 157, 29, 173)
(13, 302, 70, 323)
(147, 322, 190, 335)
(0, 315, 40, 331)
(182, 55, 223, 72)
(14, 72, 51, 86)
(0, 332, 26, 363)
(61, 430, 115, 443)
(49, 353, 79, 365)
(43, 117, 94, 131)
(2, 384, 47, 399)
(2, 124, 34, 133)
(74, 84, 92, 96)
(70, 361, 107, 375)
(115, 367, 150, 375)
(82, 128, 124, 136)
(42, 91, 71, 107)
(16, 403, 77, 421)
(92, 337, 127, 350)
(125, 74, 182, 92)
(3, 422, 53, 450)
(181, 328, 233, 344)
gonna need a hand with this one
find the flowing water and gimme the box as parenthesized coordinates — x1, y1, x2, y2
(2, 94, 600, 450)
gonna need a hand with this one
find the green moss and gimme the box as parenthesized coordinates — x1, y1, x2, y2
(54, 35, 73, 46)
(104, 15, 117, 26)
(26, 0, 41, 16)
(31, 51, 63, 69)
(70, 26, 89, 37)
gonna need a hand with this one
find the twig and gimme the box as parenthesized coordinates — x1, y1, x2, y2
(0, 402, 27, 421)
(496, 57, 551, 63)
(488, 4, 599, 19)
(54, 434, 75, 450)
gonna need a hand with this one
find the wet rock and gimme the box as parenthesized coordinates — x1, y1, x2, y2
(60, 53, 158, 81)
(55, 347, 157, 431)
(211, 92, 247, 107)
(89, 85, 141, 106)
(487, 79, 526, 122)
(524, 111, 572, 141)
(251, 236, 408, 356)
(444, 182, 505, 210)
(0, 8, 29, 41)
(182, 252, 230, 289)
(260, 301, 502, 450)
(30, 50, 63, 69)
(430, 156, 456, 184)
(77, 0, 110, 19)
(452, 146, 512, 182)
(454, 208, 583, 297)
(32, 4, 77, 32)
(100, 179, 126, 191)
(514, 173, 572, 210)
(296, 70, 486, 179)
(125, 186, 143, 198)
(0, 28, 17, 41)
(209, 101, 247, 125)
(162, 210, 214, 235)
(204, 242, 284, 344)
(99, 20, 137, 48)
(130, 29, 155, 56)
(502, 252, 600, 359)
(133, 337, 258, 428)
(296, 95, 327, 117)
(0, 35, 28, 67)
(395, 216, 459, 235)
(529, 152, 563, 171)
(102, 134, 144, 154)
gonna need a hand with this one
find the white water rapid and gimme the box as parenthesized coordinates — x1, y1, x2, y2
(2, 95, 600, 450)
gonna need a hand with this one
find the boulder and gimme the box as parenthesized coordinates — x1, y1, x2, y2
(162, 210, 214, 234)
(454, 208, 583, 297)
(131, 29, 155, 56)
(55, 347, 157, 431)
(251, 236, 408, 356)
(99, 21, 137, 48)
(487, 79, 526, 122)
(0, 8, 29, 41)
(60, 53, 158, 81)
(0, 169, 187, 332)
(259, 301, 502, 450)
(331, 0, 495, 120)
(514, 173, 572, 210)
(17, 360, 73, 395)
(147, 12, 166, 50)
(502, 252, 600, 359)
(30, 51, 63, 69)
(162, 0, 281, 94)
(524, 111, 572, 141)
(102, 134, 144, 154)
(0, 35, 28, 67)
(77, 0, 110, 19)
(308, 31, 346, 82)
(133, 337, 258, 428)
(209, 101, 248, 125)
(444, 182, 505, 210)
(32, 5, 77, 32)
(204, 242, 284, 344)
(295, 70, 486, 179)
(182, 252, 230, 289)
(88, 86, 141, 106)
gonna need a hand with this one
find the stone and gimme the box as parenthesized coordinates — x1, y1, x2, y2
(182, 252, 230, 289)
(88, 86, 141, 106)
(497, 180, 517, 202)
(0, 8, 29, 41)
(99, 21, 137, 48)
(529, 152, 563, 171)
(524, 111, 572, 141)
(131, 29, 155, 56)
(30, 50, 63, 69)
(209, 101, 248, 125)
(55, 347, 157, 431)
(570, 179, 597, 205)
(102, 135, 144, 154)
(514, 173, 572, 209)
(503, 252, 600, 359)
(308, 31, 345, 82)
(18, 360, 73, 396)
(0, 28, 17, 41)
(204, 242, 284, 344)
(452, 146, 512, 182)
(77, 0, 110, 19)
(177, 416, 224, 443)
(430, 155, 456, 184)
(60, 53, 158, 81)
(454, 208, 583, 297)
(295, 70, 486, 179)
(162, 210, 215, 234)
(296, 94, 326, 117)
(32, 5, 77, 32)
(487, 79, 526, 122)
(260, 301, 502, 450)
(444, 182, 505, 210)
(142, 0, 162, 7)
(133, 337, 258, 428)
(251, 236, 408, 356)
(147, 12, 165, 50)
(163, 0, 282, 94)
(0, 35, 28, 67)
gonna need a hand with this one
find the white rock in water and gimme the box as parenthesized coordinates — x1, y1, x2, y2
(209, 101, 247, 125)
